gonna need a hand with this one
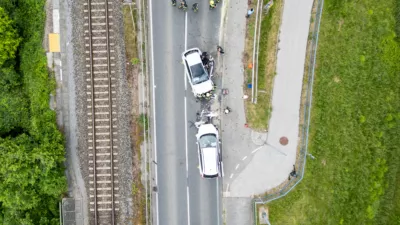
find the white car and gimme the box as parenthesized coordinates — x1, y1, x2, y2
(182, 48, 214, 96)
(196, 124, 223, 178)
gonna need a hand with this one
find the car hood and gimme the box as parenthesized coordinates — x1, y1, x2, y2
(193, 79, 213, 95)
(197, 124, 218, 138)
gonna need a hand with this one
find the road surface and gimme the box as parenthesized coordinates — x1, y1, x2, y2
(150, 1, 223, 225)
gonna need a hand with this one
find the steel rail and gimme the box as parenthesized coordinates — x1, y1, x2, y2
(86, 0, 98, 224)
(104, 0, 116, 224)
(87, 0, 116, 224)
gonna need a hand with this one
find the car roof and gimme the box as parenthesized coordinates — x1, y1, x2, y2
(201, 147, 218, 176)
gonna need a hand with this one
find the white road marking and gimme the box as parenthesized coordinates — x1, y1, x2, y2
(242, 156, 248, 161)
(226, 183, 230, 192)
(184, 10, 191, 225)
(184, 96, 188, 173)
(252, 146, 263, 154)
(148, 0, 159, 223)
(230, 173, 234, 179)
(217, 178, 221, 225)
(235, 164, 240, 170)
(187, 186, 191, 225)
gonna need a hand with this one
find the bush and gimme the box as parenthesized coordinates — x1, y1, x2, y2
(0, 7, 21, 66)
(0, 1, 66, 224)
(131, 57, 140, 65)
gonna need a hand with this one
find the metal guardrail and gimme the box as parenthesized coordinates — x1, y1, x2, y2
(251, 0, 274, 104)
(252, 0, 325, 223)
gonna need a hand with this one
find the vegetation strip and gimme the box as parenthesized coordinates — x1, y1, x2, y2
(244, 0, 283, 130)
(123, 5, 146, 224)
(267, 0, 400, 224)
(0, 1, 66, 224)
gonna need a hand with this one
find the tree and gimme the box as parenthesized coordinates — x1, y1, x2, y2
(0, 135, 66, 223)
(0, 7, 21, 66)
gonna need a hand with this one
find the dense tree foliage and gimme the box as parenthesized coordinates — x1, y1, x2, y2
(0, 7, 20, 67)
(0, 1, 66, 224)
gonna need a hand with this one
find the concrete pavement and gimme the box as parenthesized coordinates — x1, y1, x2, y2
(47, 0, 87, 223)
(150, 1, 223, 224)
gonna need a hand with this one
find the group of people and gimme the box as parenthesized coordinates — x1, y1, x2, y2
(201, 51, 214, 73)
(171, 0, 199, 12)
(171, 0, 220, 11)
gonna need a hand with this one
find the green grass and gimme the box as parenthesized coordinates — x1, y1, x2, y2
(138, 113, 149, 133)
(123, 5, 138, 64)
(266, 0, 400, 224)
(245, 0, 283, 130)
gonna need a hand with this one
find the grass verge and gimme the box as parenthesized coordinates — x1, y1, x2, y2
(123, 5, 138, 71)
(123, 5, 146, 225)
(263, 0, 400, 224)
(244, 0, 283, 130)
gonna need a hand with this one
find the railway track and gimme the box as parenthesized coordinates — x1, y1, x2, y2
(84, 0, 119, 224)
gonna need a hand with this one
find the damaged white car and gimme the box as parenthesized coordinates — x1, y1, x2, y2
(182, 48, 214, 97)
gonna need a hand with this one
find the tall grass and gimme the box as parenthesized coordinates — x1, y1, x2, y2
(267, 0, 400, 224)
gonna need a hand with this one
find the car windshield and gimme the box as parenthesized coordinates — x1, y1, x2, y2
(199, 134, 217, 148)
(190, 63, 209, 85)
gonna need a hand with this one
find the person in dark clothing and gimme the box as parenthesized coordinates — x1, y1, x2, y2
(288, 165, 298, 180)
(201, 52, 209, 65)
(192, 3, 199, 12)
(217, 45, 225, 54)
(179, 0, 188, 9)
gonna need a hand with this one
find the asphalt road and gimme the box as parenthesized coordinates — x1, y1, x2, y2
(150, 1, 223, 225)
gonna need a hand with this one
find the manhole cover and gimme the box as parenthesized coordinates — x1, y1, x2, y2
(279, 137, 288, 146)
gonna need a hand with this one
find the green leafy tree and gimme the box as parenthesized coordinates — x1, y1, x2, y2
(0, 7, 21, 66)
(0, 135, 66, 223)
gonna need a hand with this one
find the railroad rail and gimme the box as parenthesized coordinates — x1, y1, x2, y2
(84, 0, 119, 224)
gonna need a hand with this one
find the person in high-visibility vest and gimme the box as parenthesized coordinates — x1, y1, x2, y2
(209, 0, 216, 9)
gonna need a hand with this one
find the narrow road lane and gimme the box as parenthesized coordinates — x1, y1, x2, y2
(151, 4, 187, 224)
(151, 1, 223, 224)
(186, 3, 222, 225)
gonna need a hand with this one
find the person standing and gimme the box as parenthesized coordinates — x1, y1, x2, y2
(209, 0, 217, 9)
(217, 46, 225, 55)
(246, 8, 254, 18)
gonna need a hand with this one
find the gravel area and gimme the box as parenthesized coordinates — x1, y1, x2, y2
(70, 0, 91, 220)
(69, 0, 134, 224)
(110, 1, 134, 225)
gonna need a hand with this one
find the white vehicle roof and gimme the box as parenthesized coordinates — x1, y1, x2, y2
(196, 124, 221, 178)
(201, 147, 218, 176)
